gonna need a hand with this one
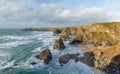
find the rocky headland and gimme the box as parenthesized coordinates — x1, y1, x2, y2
(23, 22, 120, 74)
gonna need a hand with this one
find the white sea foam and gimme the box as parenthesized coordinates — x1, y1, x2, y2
(0, 31, 94, 74)
(31, 32, 58, 53)
(31, 47, 42, 52)
(0, 60, 16, 70)
(0, 50, 11, 69)
(0, 55, 10, 65)
(0, 35, 29, 41)
(30, 31, 54, 39)
(0, 41, 32, 48)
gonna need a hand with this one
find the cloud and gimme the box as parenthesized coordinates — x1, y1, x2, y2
(0, 0, 120, 28)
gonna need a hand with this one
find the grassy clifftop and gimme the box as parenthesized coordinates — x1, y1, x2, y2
(59, 22, 120, 46)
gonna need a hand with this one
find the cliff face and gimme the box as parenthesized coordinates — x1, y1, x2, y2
(93, 43, 120, 68)
(57, 22, 120, 74)
(59, 22, 120, 46)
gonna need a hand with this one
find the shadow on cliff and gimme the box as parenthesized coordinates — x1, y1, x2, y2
(103, 54, 120, 74)
(81, 52, 120, 74)
(80, 51, 95, 66)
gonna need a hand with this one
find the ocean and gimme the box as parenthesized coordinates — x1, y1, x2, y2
(0, 29, 93, 74)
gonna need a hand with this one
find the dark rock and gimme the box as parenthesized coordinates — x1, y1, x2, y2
(58, 53, 80, 66)
(58, 54, 71, 66)
(30, 62, 37, 65)
(103, 54, 120, 74)
(53, 38, 65, 50)
(53, 29, 61, 35)
(80, 52, 95, 66)
(69, 40, 82, 45)
(35, 48, 52, 64)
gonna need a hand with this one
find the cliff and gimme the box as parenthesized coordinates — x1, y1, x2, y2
(59, 22, 120, 46)
(54, 22, 120, 74)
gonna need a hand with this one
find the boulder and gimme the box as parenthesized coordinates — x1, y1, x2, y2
(58, 53, 80, 66)
(53, 38, 65, 50)
(35, 48, 52, 64)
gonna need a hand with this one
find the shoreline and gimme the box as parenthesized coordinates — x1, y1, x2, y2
(22, 22, 120, 74)
(78, 44, 107, 74)
(81, 45, 107, 74)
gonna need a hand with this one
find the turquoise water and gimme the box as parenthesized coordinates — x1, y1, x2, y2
(0, 29, 93, 74)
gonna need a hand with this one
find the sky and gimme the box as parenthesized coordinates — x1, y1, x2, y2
(0, 0, 120, 28)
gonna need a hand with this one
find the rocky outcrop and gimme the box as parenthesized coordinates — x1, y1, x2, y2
(81, 42, 120, 74)
(53, 38, 65, 50)
(35, 48, 52, 64)
(53, 29, 62, 35)
(58, 53, 80, 66)
(60, 28, 71, 40)
(103, 54, 120, 74)
(80, 52, 95, 66)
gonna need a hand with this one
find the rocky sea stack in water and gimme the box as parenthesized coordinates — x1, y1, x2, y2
(35, 48, 52, 64)
(53, 38, 65, 50)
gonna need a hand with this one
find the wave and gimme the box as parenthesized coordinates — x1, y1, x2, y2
(0, 31, 54, 42)
(0, 50, 11, 70)
(0, 60, 16, 70)
(0, 41, 32, 48)
(31, 32, 58, 53)
(30, 31, 55, 40)
(0, 35, 29, 41)
(0, 30, 94, 74)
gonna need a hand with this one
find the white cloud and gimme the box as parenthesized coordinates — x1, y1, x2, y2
(0, 0, 120, 28)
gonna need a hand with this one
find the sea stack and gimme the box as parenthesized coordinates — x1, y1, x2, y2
(53, 38, 65, 50)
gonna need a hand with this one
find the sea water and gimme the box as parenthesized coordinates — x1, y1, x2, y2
(0, 29, 93, 74)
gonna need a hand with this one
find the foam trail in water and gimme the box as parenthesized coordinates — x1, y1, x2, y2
(0, 60, 16, 70)
(0, 35, 30, 41)
(0, 50, 10, 64)
(0, 41, 32, 48)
